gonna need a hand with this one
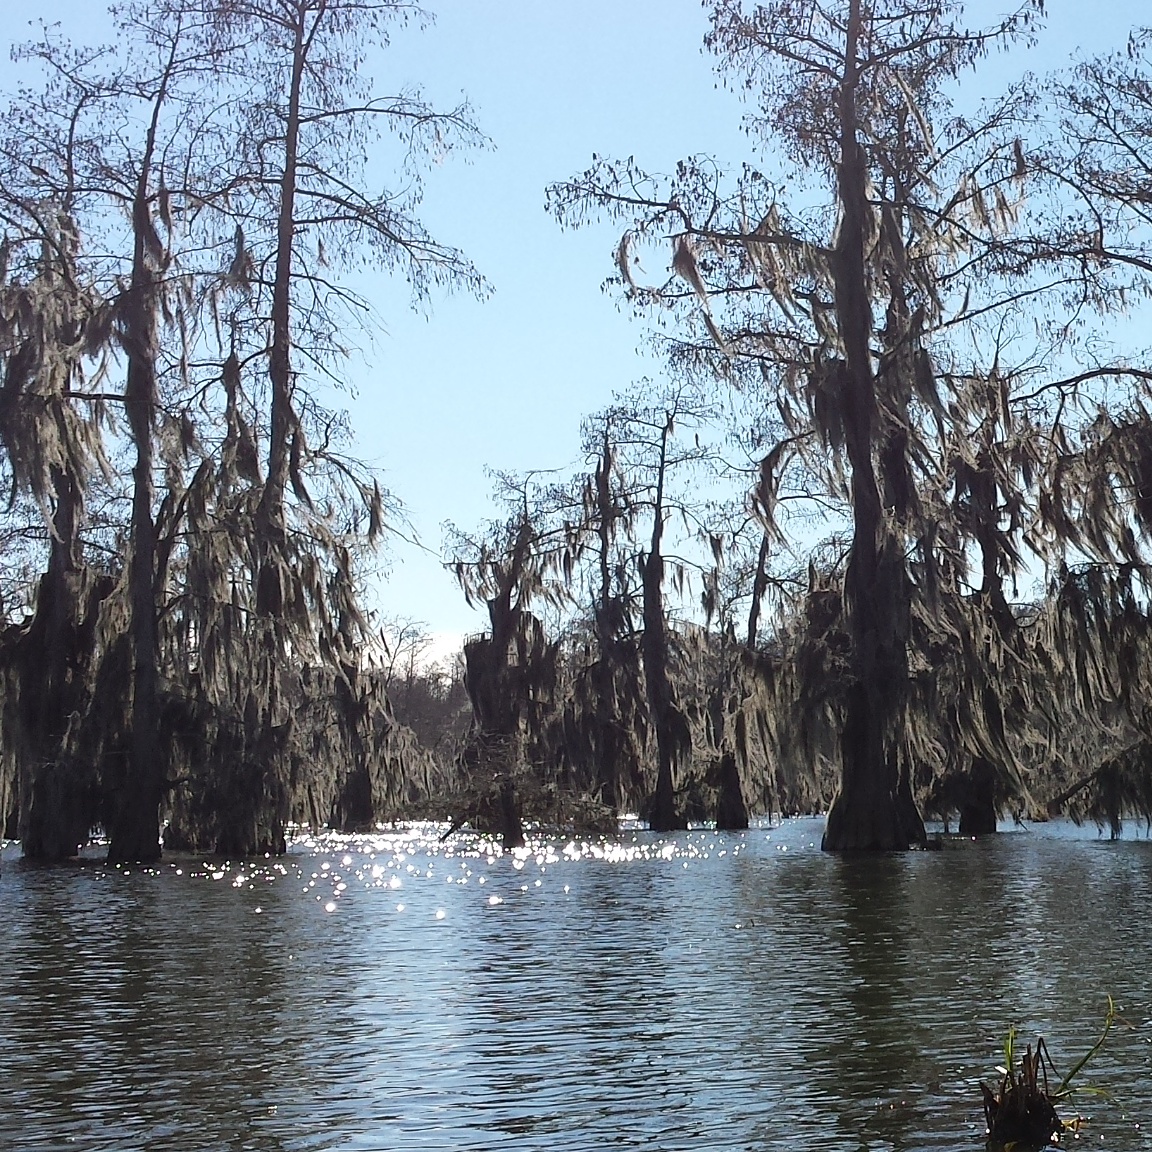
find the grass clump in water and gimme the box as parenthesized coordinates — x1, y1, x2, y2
(981, 997, 1115, 1150)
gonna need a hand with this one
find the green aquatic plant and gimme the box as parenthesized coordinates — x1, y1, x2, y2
(981, 998, 1116, 1150)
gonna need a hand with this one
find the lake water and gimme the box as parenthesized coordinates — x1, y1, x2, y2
(2, 818, 1151, 1152)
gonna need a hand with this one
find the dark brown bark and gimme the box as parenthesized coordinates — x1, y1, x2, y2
(259, 6, 308, 541)
(747, 533, 771, 649)
(232, 5, 315, 853)
(107, 40, 177, 865)
(592, 427, 622, 809)
(497, 775, 524, 850)
(643, 413, 687, 832)
(959, 756, 999, 834)
(18, 467, 92, 859)
(715, 750, 749, 830)
(822, 0, 923, 851)
(108, 273, 162, 863)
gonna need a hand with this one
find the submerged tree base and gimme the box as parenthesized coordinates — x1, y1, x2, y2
(821, 677, 927, 851)
(714, 752, 750, 830)
(822, 785, 926, 851)
(641, 787, 689, 833)
(442, 764, 619, 845)
(959, 757, 999, 835)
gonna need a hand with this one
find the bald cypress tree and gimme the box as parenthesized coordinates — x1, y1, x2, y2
(549, 0, 1051, 849)
(0, 0, 488, 859)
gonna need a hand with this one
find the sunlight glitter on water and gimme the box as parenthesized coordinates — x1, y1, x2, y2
(292, 821, 767, 869)
(167, 821, 786, 926)
(5, 817, 1152, 1152)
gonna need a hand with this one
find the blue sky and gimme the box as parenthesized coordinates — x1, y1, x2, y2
(345, 0, 751, 650)
(7, 0, 1152, 657)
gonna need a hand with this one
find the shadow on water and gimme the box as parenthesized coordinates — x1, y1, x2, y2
(2, 856, 391, 1152)
(447, 848, 696, 1149)
(817, 853, 952, 1151)
(727, 830, 1152, 1152)
(3, 822, 1152, 1152)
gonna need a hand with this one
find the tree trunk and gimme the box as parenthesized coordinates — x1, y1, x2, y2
(592, 648, 622, 809)
(498, 775, 524, 850)
(648, 720, 689, 831)
(959, 756, 998, 835)
(822, 0, 922, 850)
(108, 296, 162, 864)
(19, 467, 91, 859)
(641, 422, 687, 833)
(257, 6, 307, 558)
(107, 50, 174, 864)
(458, 519, 535, 848)
(592, 428, 622, 810)
(715, 751, 749, 830)
(747, 533, 771, 648)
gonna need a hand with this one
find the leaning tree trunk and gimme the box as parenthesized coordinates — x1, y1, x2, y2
(821, 0, 923, 851)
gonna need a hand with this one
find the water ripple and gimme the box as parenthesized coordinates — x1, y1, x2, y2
(2, 819, 1151, 1151)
